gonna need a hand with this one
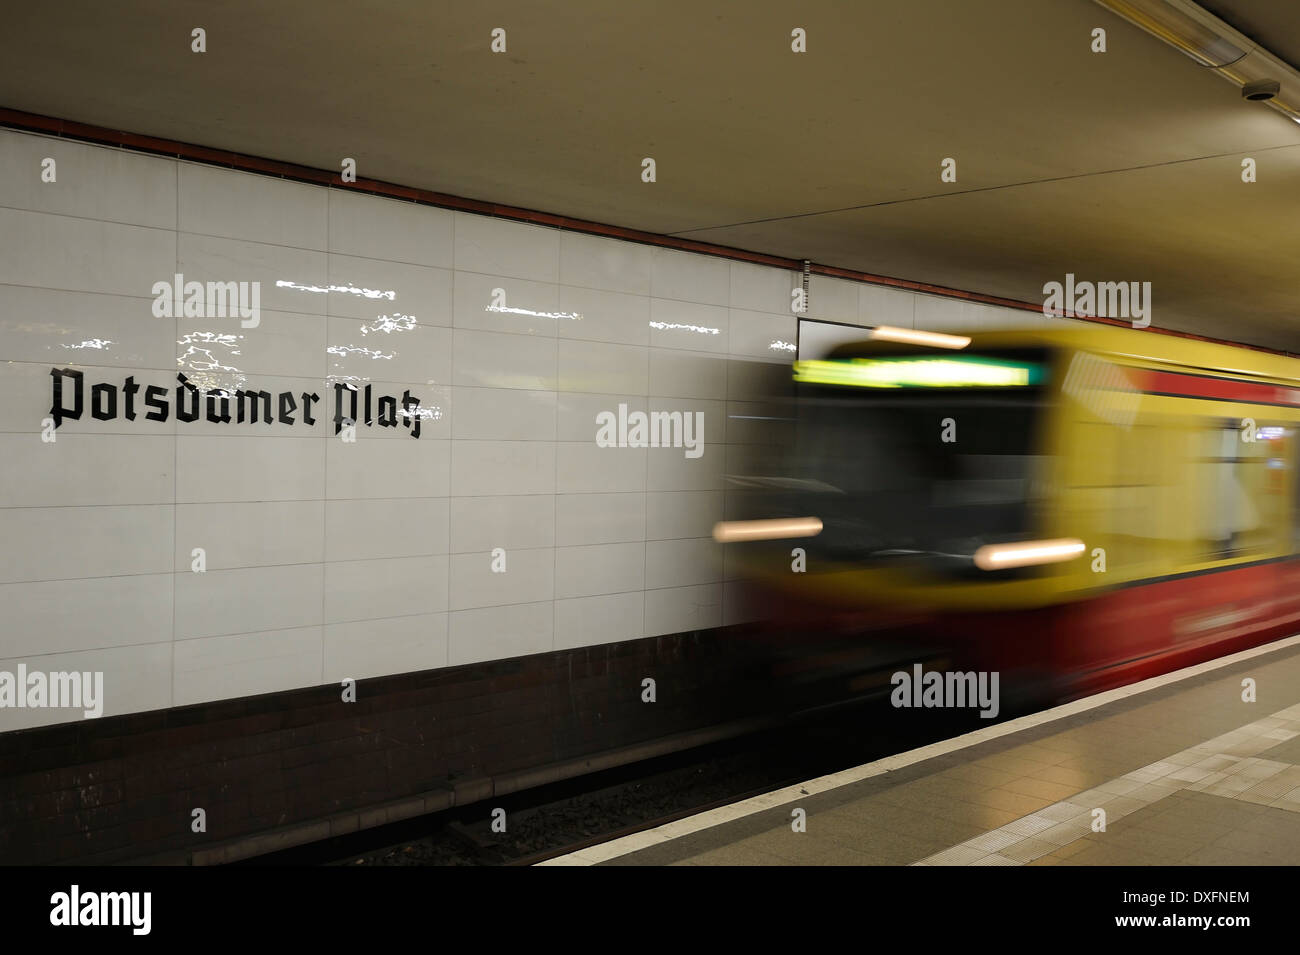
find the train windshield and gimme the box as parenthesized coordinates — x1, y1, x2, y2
(785, 350, 1051, 571)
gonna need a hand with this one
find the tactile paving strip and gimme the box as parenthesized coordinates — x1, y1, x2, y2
(913, 704, 1300, 866)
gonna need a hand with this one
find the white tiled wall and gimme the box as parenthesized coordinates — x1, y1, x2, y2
(0, 127, 1046, 730)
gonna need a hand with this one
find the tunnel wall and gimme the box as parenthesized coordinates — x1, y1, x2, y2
(0, 124, 1065, 734)
(0, 124, 1093, 862)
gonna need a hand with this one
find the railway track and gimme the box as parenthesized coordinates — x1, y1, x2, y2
(239, 693, 997, 867)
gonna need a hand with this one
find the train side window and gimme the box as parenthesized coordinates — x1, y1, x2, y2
(1200, 421, 1244, 559)
(1294, 430, 1300, 552)
(1199, 417, 1288, 560)
(1241, 420, 1289, 556)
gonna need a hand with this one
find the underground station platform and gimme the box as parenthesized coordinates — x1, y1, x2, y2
(543, 636, 1300, 869)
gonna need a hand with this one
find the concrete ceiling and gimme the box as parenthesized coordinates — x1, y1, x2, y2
(1, 0, 1298, 351)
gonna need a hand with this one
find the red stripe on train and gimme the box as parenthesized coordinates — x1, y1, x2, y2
(932, 558, 1300, 701)
(1138, 369, 1300, 407)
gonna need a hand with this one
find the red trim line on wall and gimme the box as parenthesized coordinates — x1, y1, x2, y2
(0, 106, 1288, 358)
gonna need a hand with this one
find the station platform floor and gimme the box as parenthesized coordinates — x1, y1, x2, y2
(542, 635, 1300, 866)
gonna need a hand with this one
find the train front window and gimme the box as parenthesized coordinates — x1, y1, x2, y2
(785, 351, 1050, 572)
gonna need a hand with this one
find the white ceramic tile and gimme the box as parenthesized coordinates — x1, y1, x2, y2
(0, 361, 174, 436)
(328, 189, 454, 267)
(177, 308, 324, 381)
(957, 301, 1042, 330)
(327, 316, 450, 383)
(727, 308, 798, 361)
(453, 270, 562, 336)
(0, 207, 175, 297)
(0, 434, 174, 506)
(450, 495, 555, 553)
(651, 397, 724, 447)
(914, 293, 977, 331)
(962, 302, 1001, 330)
(651, 247, 729, 305)
(449, 547, 554, 610)
(649, 299, 728, 353)
(174, 563, 324, 640)
(913, 292, 970, 331)
(177, 434, 322, 503)
(0, 643, 172, 731)
(325, 498, 449, 561)
(324, 555, 449, 622)
(559, 230, 652, 295)
(0, 504, 171, 584)
(554, 492, 646, 546)
(730, 261, 798, 315)
(451, 386, 556, 441)
(450, 440, 556, 496)
(453, 327, 557, 390)
(0, 285, 173, 370)
(647, 435, 726, 491)
(557, 339, 648, 394)
(556, 392, 645, 442)
(454, 213, 559, 283)
(175, 501, 324, 571)
(553, 592, 645, 650)
(646, 538, 725, 589)
(555, 542, 645, 599)
(648, 349, 728, 400)
(324, 380, 450, 441)
(557, 285, 651, 346)
(163, 372, 326, 438)
(180, 162, 326, 249)
(448, 601, 553, 665)
(177, 231, 327, 318)
(999, 304, 1049, 325)
(324, 613, 448, 681)
(0, 572, 172, 657)
(644, 583, 723, 636)
(0, 129, 177, 229)
(326, 253, 452, 326)
(173, 626, 323, 706)
(804, 275, 861, 323)
(556, 441, 646, 493)
(859, 283, 916, 327)
(552, 398, 715, 481)
(326, 435, 450, 498)
(645, 491, 724, 541)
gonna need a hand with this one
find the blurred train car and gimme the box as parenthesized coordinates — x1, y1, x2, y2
(722, 325, 1300, 707)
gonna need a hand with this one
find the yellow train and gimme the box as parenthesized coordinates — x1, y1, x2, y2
(725, 324, 1300, 699)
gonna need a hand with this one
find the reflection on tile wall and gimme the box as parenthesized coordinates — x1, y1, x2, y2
(0, 127, 1039, 730)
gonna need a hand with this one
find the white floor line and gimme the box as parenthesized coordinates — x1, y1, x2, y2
(537, 633, 1300, 866)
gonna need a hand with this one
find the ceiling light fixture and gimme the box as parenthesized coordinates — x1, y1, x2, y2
(1093, 0, 1300, 125)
